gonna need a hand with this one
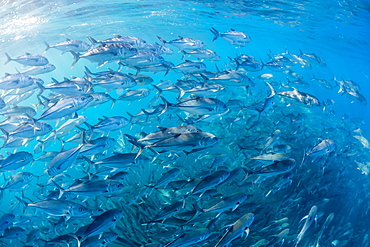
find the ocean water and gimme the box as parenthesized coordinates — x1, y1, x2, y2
(0, 0, 369, 246)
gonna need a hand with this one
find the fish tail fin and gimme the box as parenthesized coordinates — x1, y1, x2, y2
(174, 85, 186, 99)
(125, 134, 146, 158)
(87, 35, 98, 47)
(260, 59, 265, 70)
(133, 66, 141, 75)
(265, 82, 276, 98)
(200, 73, 209, 83)
(188, 202, 204, 222)
(14, 196, 29, 212)
(181, 50, 187, 60)
(110, 98, 116, 109)
(127, 139, 146, 159)
(43, 42, 50, 54)
(82, 156, 96, 175)
(284, 46, 290, 54)
(84, 66, 94, 76)
(70, 234, 81, 247)
(4, 52, 12, 65)
(156, 36, 167, 46)
(126, 112, 134, 123)
(241, 167, 250, 182)
(299, 48, 304, 56)
(84, 122, 93, 132)
(36, 81, 45, 97)
(51, 180, 66, 199)
(0, 127, 9, 145)
(234, 58, 241, 70)
(210, 27, 220, 41)
(162, 63, 172, 76)
(152, 84, 163, 97)
(70, 51, 80, 68)
(159, 96, 172, 115)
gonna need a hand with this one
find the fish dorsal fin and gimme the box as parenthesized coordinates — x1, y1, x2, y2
(178, 35, 184, 39)
(63, 77, 70, 81)
(66, 38, 71, 41)
(114, 34, 122, 38)
(157, 126, 167, 131)
(230, 28, 235, 31)
(5, 73, 10, 76)
(173, 134, 181, 138)
(185, 60, 194, 63)
(25, 52, 31, 55)
(51, 77, 58, 83)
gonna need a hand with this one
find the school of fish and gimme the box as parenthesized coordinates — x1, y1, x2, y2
(0, 26, 369, 247)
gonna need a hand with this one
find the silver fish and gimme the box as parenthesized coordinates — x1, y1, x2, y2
(80, 208, 124, 239)
(210, 28, 251, 46)
(157, 35, 204, 51)
(20, 63, 56, 76)
(294, 205, 317, 246)
(138, 125, 202, 142)
(47, 144, 84, 177)
(215, 213, 255, 247)
(306, 139, 335, 156)
(38, 95, 93, 121)
(44, 39, 91, 54)
(4, 52, 49, 66)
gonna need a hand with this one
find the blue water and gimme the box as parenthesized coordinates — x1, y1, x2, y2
(0, 0, 369, 246)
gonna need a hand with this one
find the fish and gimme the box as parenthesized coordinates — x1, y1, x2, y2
(266, 82, 321, 107)
(0, 73, 44, 91)
(313, 213, 334, 247)
(4, 52, 49, 66)
(128, 131, 218, 157)
(0, 151, 33, 172)
(137, 125, 202, 142)
(53, 178, 124, 197)
(0, 172, 34, 193)
(215, 213, 255, 247)
(294, 205, 317, 247)
(182, 48, 221, 61)
(161, 95, 229, 116)
(170, 60, 207, 75)
(210, 28, 251, 46)
(157, 35, 204, 51)
(44, 38, 91, 54)
(79, 208, 124, 239)
(85, 116, 130, 133)
(0, 213, 15, 232)
(306, 139, 335, 156)
(46, 144, 84, 177)
(38, 95, 94, 121)
(88, 34, 148, 49)
(194, 192, 248, 218)
(20, 63, 56, 76)
(146, 168, 181, 189)
(15, 196, 89, 218)
(116, 88, 150, 102)
(163, 227, 212, 247)
(80, 232, 118, 247)
(71, 43, 138, 67)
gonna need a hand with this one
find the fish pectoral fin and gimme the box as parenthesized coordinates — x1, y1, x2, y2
(243, 227, 250, 238)
(157, 126, 167, 131)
